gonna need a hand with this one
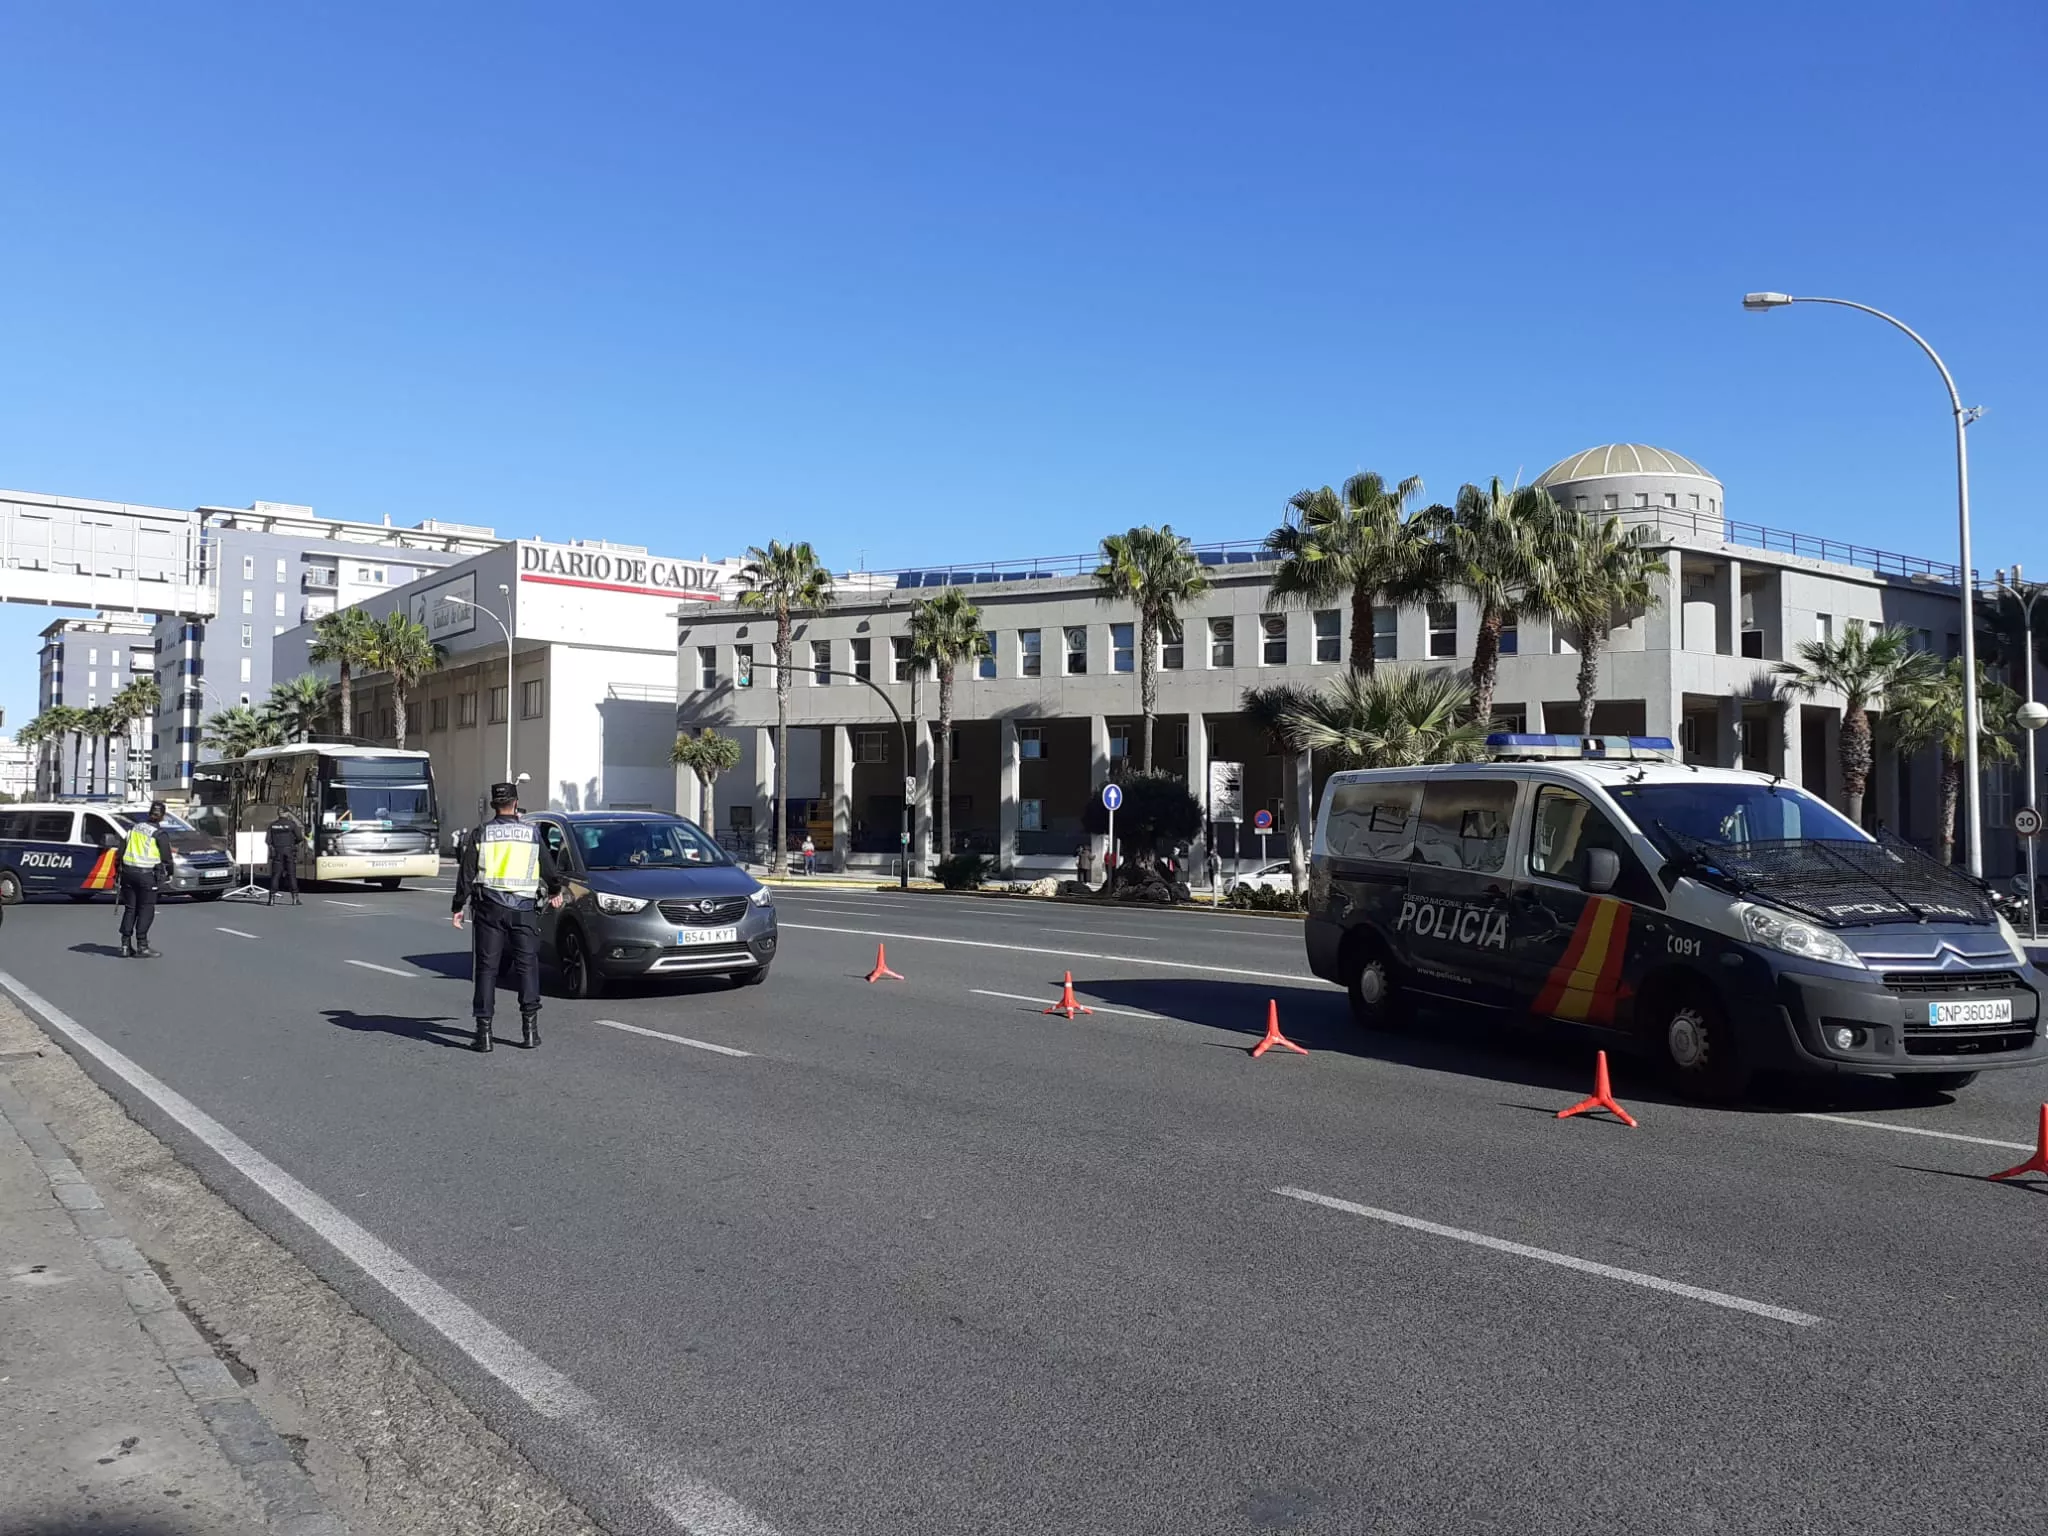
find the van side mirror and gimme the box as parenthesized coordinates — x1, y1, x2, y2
(1582, 848, 1621, 894)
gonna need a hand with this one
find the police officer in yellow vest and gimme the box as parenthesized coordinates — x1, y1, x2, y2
(450, 783, 564, 1052)
(118, 801, 174, 959)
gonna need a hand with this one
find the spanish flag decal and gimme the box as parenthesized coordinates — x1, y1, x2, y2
(82, 850, 119, 891)
(1532, 897, 1632, 1025)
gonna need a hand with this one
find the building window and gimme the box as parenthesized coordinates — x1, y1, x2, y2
(892, 635, 914, 683)
(978, 632, 997, 680)
(241, 588, 253, 615)
(521, 679, 544, 719)
(489, 686, 507, 724)
(88, 647, 98, 665)
(242, 555, 254, 579)
(239, 657, 252, 683)
(1373, 606, 1398, 660)
(1110, 623, 1134, 674)
(1313, 610, 1340, 663)
(240, 624, 253, 649)
(1574, 495, 1588, 511)
(1428, 603, 1457, 657)
(87, 670, 97, 689)
(1492, 707, 1527, 733)
(274, 591, 286, 618)
(1742, 629, 1766, 659)
(697, 646, 716, 689)
(1689, 493, 1701, 510)
(458, 692, 478, 728)
(1019, 798, 1044, 832)
(812, 639, 831, 686)
(1064, 626, 1088, 675)
(1175, 722, 1189, 759)
(736, 646, 754, 688)
(851, 637, 871, 680)
(1634, 492, 1649, 507)
(276, 557, 287, 581)
(1160, 621, 1184, 671)
(1602, 494, 1618, 511)
(1208, 617, 1234, 668)
(1109, 726, 1130, 761)
(1261, 613, 1287, 665)
(1499, 618, 1519, 656)
(274, 625, 285, 637)
(855, 730, 887, 764)
(1019, 629, 1042, 678)
(239, 693, 250, 707)
(1815, 613, 1832, 644)
(1018, 726, 1045, 759)
(1665, 492, 1678, 507)
(430, 697, 449, 732)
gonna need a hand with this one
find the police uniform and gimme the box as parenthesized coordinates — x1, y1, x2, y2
(452, 785, 564, 1052)
(118, 806, 172, 958)
(265, 813, 304, 904)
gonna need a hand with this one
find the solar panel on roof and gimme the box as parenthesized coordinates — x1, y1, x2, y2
(923, 572, 950, 586)
(975, 572, 1001, 583)
(1225, 551, 1257, 564)
(895, 573, 923, 589)
(1001, 572, 1029, 582)
(1198, 552, 1225, 565)
(1028, 571, 1053, 580)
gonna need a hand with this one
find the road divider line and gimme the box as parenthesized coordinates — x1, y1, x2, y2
(782, 922, 1333, 986)
(1796, 1112, 2032, 1152)
(326, 899, 372, 909)
(345, 960, 418, 978)
(589, 1019, 753, 1057)
(1274, 1186, 1822, 1327)
(215, 927, 258, 939)
(970, 988, 1161, 1019)
(1045, 928, 1161, 943)
(0, 970, 783, 1536)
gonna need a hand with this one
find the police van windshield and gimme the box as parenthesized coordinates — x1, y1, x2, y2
(1611, 781, 1866, 855)
(575, 819, 728, 870)
(115, 810, 197, 834)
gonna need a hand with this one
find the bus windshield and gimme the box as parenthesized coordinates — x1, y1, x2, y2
(322, 781, 434, 830)
(1610, 781, 1867, 855)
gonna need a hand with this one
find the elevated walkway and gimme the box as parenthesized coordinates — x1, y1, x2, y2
(0, 488, 214, 617)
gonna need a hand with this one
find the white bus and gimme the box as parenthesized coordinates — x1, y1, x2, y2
(190, 743, 441, 887)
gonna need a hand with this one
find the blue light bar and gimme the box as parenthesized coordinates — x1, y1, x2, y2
(1484, 733, 1677, 761)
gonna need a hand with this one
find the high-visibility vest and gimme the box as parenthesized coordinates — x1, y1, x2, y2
(122, 824, 166, 868)
(473, 818, 542, 906)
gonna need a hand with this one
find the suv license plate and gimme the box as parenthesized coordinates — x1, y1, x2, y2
(1927, 999, 2013, 1027)
(677, 926, 738, 946)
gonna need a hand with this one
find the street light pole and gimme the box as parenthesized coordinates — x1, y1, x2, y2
(1744, 292, 1987, 875)
(446, 588, 515, 785)
(1997, 566, 2045, 940)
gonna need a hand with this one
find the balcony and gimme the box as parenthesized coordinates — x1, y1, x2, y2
(303, 565, 338, 591)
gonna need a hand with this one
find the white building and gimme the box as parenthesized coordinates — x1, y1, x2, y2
(0, 735, 36, 802)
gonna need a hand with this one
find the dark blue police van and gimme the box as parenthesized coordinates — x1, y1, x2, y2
(0, 803, 236, 904)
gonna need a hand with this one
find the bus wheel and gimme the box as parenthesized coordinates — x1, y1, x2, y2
(376, 878, 401, 890)
(1650, 982, 1749, 1102)
(0, 871, 20, 904)
(1344, 937, 1407, 1031)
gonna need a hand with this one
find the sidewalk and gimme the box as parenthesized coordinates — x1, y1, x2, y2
(0, 1070, 343, 1535)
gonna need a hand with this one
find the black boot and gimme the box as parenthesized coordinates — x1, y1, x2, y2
(520, 1011, 540, 1050)
(137, 943, 160, 959)
(474, 1019, 493, 1053)
(120, 939, 134, 958)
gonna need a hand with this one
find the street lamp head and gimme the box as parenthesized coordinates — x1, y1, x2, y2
(2019, 701, 2048, 732)
(1743, 292, 1795, 311)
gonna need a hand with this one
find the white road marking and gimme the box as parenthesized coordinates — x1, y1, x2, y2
(970, 988, 1162, 1019)
(590, 1019, 753, 1058)
(1796, 1112, 2033, 1152)
(781, 922, 1331, 986)
(1046, 927, 1160, 943)
(1275, 1187, 1822, 1327)
(345, 960, 418, 978)
(215, 927, 258, 939)
(326, 899, 372, 909)
(0, 971, 782, 1536)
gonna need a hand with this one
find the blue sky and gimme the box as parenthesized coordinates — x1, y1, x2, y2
(0, 1, 2042, 727)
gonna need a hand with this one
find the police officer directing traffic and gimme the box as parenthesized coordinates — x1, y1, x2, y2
(266, 811, 304, 906)
(450, 782, 564, 1053)
(118, 801, 173, 959)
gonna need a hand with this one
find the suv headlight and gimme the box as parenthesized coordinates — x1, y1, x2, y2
(595, 892, 648, 914)
(748, 885, 773, 907)
(1739, 904, 1865, 969)
(1995, 913, 2028, 964)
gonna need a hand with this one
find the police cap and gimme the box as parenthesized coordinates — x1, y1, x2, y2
(488, 782, 519, 808)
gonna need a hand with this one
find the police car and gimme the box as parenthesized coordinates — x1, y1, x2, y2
(1304, 735, 2046, 1100)
(0, 803, 237, 903)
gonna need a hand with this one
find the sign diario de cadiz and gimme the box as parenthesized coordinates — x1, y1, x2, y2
(518, 543, 729, 599)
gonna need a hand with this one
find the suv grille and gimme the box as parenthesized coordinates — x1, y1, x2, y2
(1882, 969, 2024, 995)
(659, 896, 749, 925)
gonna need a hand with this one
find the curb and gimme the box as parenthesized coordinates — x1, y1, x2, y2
(0, 1072, 349, 1536)
(863, 885, 1312, 922)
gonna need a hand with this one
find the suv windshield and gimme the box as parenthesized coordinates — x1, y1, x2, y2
(1610, 781, 1865, 855)
(574, 819, 728, 871)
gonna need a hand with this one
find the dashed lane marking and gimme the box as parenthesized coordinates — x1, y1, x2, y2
(969, 988, 1162, 1019)
(1796, 1112, 2033, 1152)
(1045, 927, 1160, 943)
(215, 927, 258, 940)
(1275, 1186, 1822, 1327)
(345, 960, 419, 978)
(325, 899, 372, 909)
(781, 922, 1332, 986)
(589, 1019, 753, 1057)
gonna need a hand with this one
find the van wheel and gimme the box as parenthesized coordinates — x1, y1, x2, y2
(0, 871, 20, 905)
(1344, 937, 1408, 1031)
(1650, 983, 1749, 1102)
(1897, 1070, 1977, 1096)
(556, 926, 604, 1000)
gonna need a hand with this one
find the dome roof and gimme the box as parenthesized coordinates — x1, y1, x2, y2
(1535, 444, 1718, 485)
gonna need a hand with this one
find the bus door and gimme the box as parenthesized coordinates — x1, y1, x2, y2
(1397, 778, 1520, 1008)
(1510, 784, 1653, 1029)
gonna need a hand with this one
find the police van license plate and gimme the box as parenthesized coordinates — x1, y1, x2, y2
(677, 926, 738, 946)
(202, 869, 230, 881)
(1927, 999, 2013, 1027)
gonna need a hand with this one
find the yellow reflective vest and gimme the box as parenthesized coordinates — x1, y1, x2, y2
(121, 824, 167, 869)
(470, 818, 544, 909)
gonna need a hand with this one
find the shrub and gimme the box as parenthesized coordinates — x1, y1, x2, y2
(935, 852, 988, 890)
(1227, 884, 1304, 913)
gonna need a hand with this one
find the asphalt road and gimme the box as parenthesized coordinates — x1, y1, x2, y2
(6, 877, 2048, 1535)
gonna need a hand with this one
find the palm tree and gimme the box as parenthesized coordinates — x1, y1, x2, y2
(1241, 683, 1316, 892)
(82, 706, 119, 798)
(1531, 512, 1666, 739)
(1890, 659, 2021, 865)
(670, 727, 744, 832)
(1092, 526, 1211, 771)
(1264, 471, 1430, 675)
(264, 674, 332, 744)
(307, 607, 379, 736)
(1423, 479, 1557, 728)
(202, 705, 279, 759)
(367, 612, 443, 748)
(1773, 624, 1937, 826)
(733, 541, 835, 875)
(112, 676, 163, 800)
(1283, 667, 1488, 768)
(36, 705, 88, 796)
(909, 588, 992, 857)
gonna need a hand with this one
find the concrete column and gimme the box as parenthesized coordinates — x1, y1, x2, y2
(1822, 709, 1844, 810)
(1646, 675, 1683, 743)
(1089, 714, 1112, 865)
(1292, 749, 1314, 873)
(1644, 550, 1684, 653)
(831, 725, 853, 871)
(1776, 702, 1803, 785)
(998, 717, 1020, 873)
(915, 719, 934, 871)
(1185, 711, 1210, 871)
(1716, 558, 1742, 656)
(753, 727, 775, 859)
(1716, 695, 1742, 770)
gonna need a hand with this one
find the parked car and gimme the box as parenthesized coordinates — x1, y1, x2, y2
(1230, 860, 1298, 896)
(0, 802, 235, 903)
(529, 811, 777, 997)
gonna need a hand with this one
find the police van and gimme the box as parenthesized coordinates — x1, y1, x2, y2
(1305, 735, 2046, 1099)
(0, 803, 236, 904)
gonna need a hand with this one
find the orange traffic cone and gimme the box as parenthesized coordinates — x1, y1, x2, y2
(866, 944, 903, 983)
(1043, 972, 1094, 1018)
(1556, 1050, 1637, 1127)
(1989, 1103, 2048, 1181)
(1249, 1000, 1308, 1059)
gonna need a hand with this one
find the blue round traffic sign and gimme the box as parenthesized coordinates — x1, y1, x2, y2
(1252, 808, 1274, 832)
(1101, 783, 1123, 812)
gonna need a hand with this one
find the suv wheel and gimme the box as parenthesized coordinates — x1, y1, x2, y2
(1652, 984, 1749, 1102)
(0, 871, 20, 904)
(1345, 938, 1407, 1031)
(557, 926, 604, 1000)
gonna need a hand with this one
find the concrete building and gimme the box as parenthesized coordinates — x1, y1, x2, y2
(153, 504, 498, 794)
(672, 444, 2021, 876)
(0, 735, 35, 802)
(279, 538, 750, 840)
(34, 614, 160, 798)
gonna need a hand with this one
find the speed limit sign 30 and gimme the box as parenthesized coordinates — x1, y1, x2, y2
(2015, 807, 2043, 838)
